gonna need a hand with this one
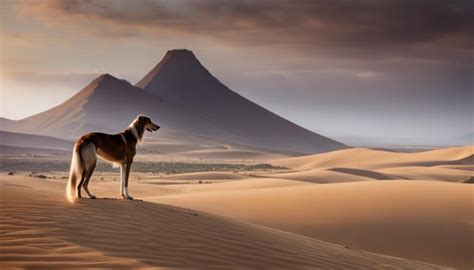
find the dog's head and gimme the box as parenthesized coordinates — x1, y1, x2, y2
(136, 114, 160, 132)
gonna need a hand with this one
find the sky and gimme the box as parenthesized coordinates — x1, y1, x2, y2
(0, 0, 472, 145)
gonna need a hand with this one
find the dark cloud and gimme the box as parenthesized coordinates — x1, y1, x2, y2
(23, 0, 473, 62)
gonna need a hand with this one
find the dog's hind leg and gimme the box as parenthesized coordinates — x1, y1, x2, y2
(78, 143, 97, 199)
(83, 162, 97, 199)
(77, 170, 86, 198)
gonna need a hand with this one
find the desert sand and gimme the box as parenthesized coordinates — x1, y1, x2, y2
(153, 181, 472, 269)
(1, 146, 472, 269)
(0, 176, 442, 269)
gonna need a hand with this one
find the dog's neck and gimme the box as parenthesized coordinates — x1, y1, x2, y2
(125, 118, 145, 144)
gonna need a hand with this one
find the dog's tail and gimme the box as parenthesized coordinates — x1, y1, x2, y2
(66, 143, 84, 203)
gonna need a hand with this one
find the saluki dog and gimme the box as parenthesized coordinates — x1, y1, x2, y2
(66, 114, 159, 203)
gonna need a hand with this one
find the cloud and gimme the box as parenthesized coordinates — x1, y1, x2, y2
(16, 0, 473, 62)
(356, 71, 378, 80)
(1, 70, 101, 88)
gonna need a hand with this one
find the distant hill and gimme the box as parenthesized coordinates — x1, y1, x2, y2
(0, 117, 16, 130)
(0, 144, 70, 156)
(0, 130, 73, 150)
(6, 49, 346, 154)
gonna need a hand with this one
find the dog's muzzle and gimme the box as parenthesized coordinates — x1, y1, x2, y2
(147, 125, 160, 132)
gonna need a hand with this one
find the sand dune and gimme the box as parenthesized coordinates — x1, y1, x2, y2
(328, 167, 400, 180)
(159, 178, 311, 193)
(272, 146, 473, 170)
(152, 181, 473, 269)
(0, 177, 441, 269)
(264, 168, 374, 183)
(378, 166, 473, 182)
(269, 146, 473, 183)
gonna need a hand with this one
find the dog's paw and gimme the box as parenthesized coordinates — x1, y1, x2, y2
(89, 195, 97, 199)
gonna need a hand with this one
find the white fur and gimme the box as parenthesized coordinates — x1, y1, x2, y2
(129, 119, 140, 142)
(66, 143, 96, 203)
(120, 163, 131, 198)
(120, 164, 125, 196)
(66, 147, 82, 203)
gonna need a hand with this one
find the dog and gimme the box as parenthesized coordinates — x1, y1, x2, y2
(66, 114, 159, 203)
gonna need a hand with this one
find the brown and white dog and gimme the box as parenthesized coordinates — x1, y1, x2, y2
(66, 114, 159, 203)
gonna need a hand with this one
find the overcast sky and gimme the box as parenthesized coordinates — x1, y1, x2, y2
(1, 0, 472, 144)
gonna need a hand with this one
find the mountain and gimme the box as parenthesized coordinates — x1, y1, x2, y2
(7, 50, 346, 154)
(136, 49, 346, 153)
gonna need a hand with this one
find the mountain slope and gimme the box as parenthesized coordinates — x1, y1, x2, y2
(137, 49, 346, 153)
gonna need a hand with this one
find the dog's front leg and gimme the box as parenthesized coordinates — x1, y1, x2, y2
(120, 163, 128, 199)
(120, 162, 134, 200)
(124, 161, 134, 200)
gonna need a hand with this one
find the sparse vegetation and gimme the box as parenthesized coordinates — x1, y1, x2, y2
(0, 157, 286, 175)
